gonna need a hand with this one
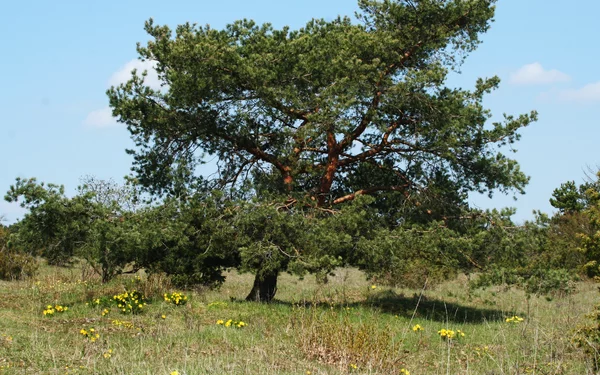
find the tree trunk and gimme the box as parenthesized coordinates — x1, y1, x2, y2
(245, 269, 279, 302)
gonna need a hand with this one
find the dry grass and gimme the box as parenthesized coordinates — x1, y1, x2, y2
(0, 263, 597, 374)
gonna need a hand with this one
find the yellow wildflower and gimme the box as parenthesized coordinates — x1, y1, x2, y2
(506, 316, 524, 323)
(412, 324, 423, 332)
(438, 328, 456, 339)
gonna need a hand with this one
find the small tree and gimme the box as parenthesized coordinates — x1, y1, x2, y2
(5, 177, 142, 282)
(579, 174, 600, 278)
(5, 178, 93, 265)
(546, 178, 598, 277)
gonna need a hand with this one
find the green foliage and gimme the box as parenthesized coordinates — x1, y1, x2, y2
(466, 212, 580, 297)
(102, 0, 540, 300)
(571, 173, 600, 278)
(108, 0, 534, 209)
(550, 181, 586, 214)
(472, 267, 577, 298)
(138, 193, 241, 288)
(538, 211, 590, 273)
(5, 178, 93, 265)
(5, 177, 147, 282)
(354, 223, 465, 288)
(4, 177, 242, 288)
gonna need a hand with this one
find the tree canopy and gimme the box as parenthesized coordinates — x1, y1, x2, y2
(108, 0, 536, 209)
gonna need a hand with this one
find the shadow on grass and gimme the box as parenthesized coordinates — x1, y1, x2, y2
(360, 290, 509, 323)
(250, 290, 513, 324)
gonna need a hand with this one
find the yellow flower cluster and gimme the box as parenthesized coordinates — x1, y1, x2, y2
(400, 369, 410, 375)
(113, 290, 147, 315)
(101, 308, 110, 317)
(506, 315, 524, 323)
(42, 304, 68, 316)
(103, 349, 113, 359)
(438, 329, 455, 339)
(164, 292, 188, 306)
(412, 324, 424, 332)
(216, 319, 247, 328)
(438, 328, 466, 340)
(111, 319, 136, 330)
(79, 328, 100, 342)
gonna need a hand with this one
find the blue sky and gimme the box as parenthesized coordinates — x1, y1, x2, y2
(1, 0, 599, 224)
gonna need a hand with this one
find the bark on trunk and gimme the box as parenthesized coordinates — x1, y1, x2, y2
(245, 269, 279, 302)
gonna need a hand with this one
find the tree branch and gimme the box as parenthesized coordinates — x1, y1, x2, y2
(332, 185, 410, 205)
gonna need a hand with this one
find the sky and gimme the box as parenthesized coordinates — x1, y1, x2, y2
(1, 0, 599, 224)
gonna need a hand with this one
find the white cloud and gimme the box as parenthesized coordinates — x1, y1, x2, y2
(509, 62, 570, 85)
(108, 59, 162, 90)
(84, 59, 164, 129)
(83, 107, 120, 128)
(0, 201, 28, 224)
(558, 81, 600, 102)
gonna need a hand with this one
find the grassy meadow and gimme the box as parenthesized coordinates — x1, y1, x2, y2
(0, 263, 598, 374)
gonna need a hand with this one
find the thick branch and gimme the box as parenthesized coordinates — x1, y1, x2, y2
(338, 121, 400, 167)
(318, 130, 340, 205)
(332, 185, 410, 205)
(338, 91, 382, 151)
(220, 133, 292, 186)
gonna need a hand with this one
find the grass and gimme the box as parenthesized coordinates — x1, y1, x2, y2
(0, 263, 598, 374)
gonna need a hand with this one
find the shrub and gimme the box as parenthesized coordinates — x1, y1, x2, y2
(0, 251, 38, 281)
(574, 303, 600, 371)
